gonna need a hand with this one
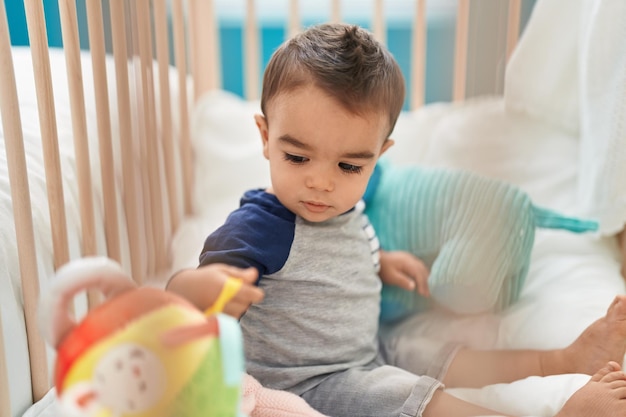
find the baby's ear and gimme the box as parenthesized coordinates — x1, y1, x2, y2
(380, 138, 395, 156)
(254, 114, 270, 159)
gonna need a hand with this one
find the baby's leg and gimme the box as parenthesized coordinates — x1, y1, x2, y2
(555, 362, 626, 417)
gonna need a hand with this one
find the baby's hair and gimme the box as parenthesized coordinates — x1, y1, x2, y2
(260, 23, 405, 137)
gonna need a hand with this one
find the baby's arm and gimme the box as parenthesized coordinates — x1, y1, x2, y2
(167, 264, 264, 318)
(378, 250, 430, 297)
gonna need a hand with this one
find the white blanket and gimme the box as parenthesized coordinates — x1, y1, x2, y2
(505, 0, 626, 235)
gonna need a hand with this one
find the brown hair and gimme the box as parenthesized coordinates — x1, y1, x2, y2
(260, 23, 405, 136)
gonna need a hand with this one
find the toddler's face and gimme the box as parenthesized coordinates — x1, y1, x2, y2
(255, 85, 392, 222)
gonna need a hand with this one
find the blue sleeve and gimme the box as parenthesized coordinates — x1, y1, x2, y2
(198, 203, 295, 279)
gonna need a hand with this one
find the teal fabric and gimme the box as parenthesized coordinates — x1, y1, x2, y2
(364, 161, 598, 323)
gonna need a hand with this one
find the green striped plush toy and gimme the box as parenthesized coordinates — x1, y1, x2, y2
(364, 160, 598, 323)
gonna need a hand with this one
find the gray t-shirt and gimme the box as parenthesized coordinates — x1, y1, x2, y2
(199, 190, 382, 394)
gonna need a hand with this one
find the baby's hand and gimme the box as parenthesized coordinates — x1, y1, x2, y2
(167, 264, 264, 319)
(378, 250, 430, 297)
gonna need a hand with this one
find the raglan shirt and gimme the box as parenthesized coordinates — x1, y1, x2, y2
(199, 189, 382, 394)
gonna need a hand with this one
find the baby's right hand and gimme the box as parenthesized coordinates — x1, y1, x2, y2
(167, 264, 264, 319)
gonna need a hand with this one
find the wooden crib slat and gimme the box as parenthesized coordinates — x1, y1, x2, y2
(453, 0, 470, 101)
(331, 0, 341, 23)
(58, 0, 102, 310)
(244, 0, 260, 101)
(172, 0, 193, 216)
(57, 0, 97, 258)
(23, 0, 70, 271)
(0, 0, 49, 401)
(506, 0, 522, 62)
(126, 0, 156, 279)
(85, 0, 122, 266)
(410, 0, 427, 109)
(373, 0, 386, 45)
(189, 0, 220, 101)
(130, 0, 163, 276)
(288, 0, 300, 39)
(154, 0, 179, 234)
(137, 0, 167, 274)
(109, 0, 143, 282)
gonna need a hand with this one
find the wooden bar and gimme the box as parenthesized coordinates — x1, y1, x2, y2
(154, 0, 179, 233)
(189, 0, 220, 101)
(57, 0, 97, 259)
(1, 0, 49, 401)
(411, 0, 427, 109)
(127, 0, 155, 279)
(373, 0, 386, 45)
(288, 0, 300, 39)
(453, 0, 470, 101)
(244, 0, 260, 100)
(506, 0, 522, 62)
(23, 0, 70, 271)
(172, 0, 193, 215)
(137, 0, 167, 273)
(331, 0, 341, 23)
(85, 0, 122, 266)
(109, 0, 143, 282)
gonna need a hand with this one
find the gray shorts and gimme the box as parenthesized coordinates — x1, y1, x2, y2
(300, 317, 462, 417)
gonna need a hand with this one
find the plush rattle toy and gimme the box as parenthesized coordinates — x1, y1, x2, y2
(39, 257, 245, 417)
(364, 160, 598, 322)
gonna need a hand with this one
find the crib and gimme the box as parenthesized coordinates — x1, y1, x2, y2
(1, 0, 625, 416)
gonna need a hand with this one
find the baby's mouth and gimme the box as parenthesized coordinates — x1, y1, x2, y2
(303, 201, 330, 213)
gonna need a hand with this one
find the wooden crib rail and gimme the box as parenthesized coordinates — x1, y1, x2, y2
(217, 0, 524, 109)
(0, 0, 50, 402)
(0, 0, 198, 403)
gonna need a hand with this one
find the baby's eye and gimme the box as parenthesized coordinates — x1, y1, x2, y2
(284, 153, 308, 164)
(338, 162, 362, 174)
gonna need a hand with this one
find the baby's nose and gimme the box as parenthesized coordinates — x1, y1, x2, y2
(306, 168, 334, 191)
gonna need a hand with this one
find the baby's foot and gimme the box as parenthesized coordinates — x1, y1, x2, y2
(555, 362, 626, 417)
(562, 295, 626, 375)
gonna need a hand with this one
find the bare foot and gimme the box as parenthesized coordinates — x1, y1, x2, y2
(560, 295, 626, 375)
(555, 362, 626, 417)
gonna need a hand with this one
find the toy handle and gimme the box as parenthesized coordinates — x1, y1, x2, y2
(38, 256, 136, 348)
(204, 277, 243, 316)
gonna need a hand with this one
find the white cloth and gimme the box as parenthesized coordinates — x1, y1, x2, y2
(505, 0, 626, 235)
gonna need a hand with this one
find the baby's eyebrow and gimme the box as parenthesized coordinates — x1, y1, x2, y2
(278, 134, 311, 150)
(341, 150, 376, 160)
(279, 134, 375, 160)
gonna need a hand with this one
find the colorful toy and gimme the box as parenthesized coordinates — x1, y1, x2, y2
(39, 257, 245, 417)
(364, 160, 598, 322)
